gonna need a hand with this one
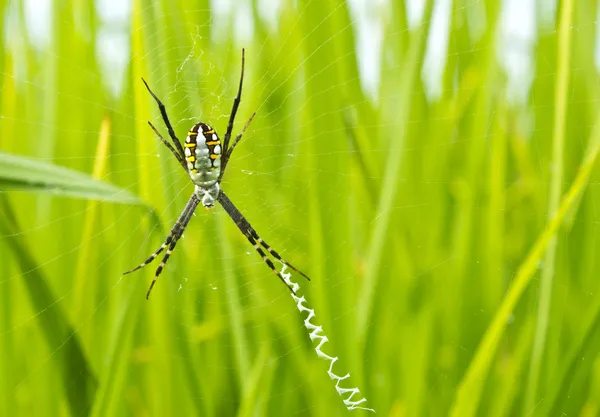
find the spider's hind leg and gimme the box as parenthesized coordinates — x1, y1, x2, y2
(124, 193, 200, 299)
(248, 229, 311, 281)
(146, 234, 181, 299)
(217, 190, 310, 293)
(244, 232, 297, 294)
(123, 236, 172, 275)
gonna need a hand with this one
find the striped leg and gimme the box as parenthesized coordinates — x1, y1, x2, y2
(248, 228, 310, 281)
(145, 194, 200, 298)
(147, 121, 188, 172)
(217, 190, 310, 293)
(141, 78, 186, 159)
(244, 232, 296, 294)
(220, 112, 256, 178)
(122, 234, 173, 275)
(146, 232, 182, 299)
(124, 193, 200, 298)
(222, 49, 246, 156)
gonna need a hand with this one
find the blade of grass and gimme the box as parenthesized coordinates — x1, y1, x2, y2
(342, 107, 379, 204)
(544, 267, 600, 415)
(524, 0, 574, 412)
(450, 103, 600, 417)
(0, 18, 16, 416)
(540, 108, 600, 417)
(0, 194, 97, 417)
(355, 0, 434, 354)
(88, 270, 145, 417)
(218, 212, 250, 384)
(130, 2, 173, 416)
(89, 0, 173, 414)
(0, 150, 144, 205)
(73, 115, 112, 330)
(300, 0, 369, 360)
(489, 317, 534, 417)
(236, 345, 273, 417)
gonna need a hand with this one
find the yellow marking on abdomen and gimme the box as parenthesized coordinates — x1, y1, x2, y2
(205, 130, 215, 134)
(188, 132, 198, 136)
(187, 156, 196, 162)
(185, 143, 196, 148)
(206, 141, 220, 145)
(210, 154, 219, 160)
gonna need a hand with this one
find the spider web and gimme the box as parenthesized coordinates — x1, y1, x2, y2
(1, 0, 599, 416)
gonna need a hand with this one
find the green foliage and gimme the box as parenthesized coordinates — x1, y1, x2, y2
(0, 150, 145, 205)
(2, 1, 600, 416)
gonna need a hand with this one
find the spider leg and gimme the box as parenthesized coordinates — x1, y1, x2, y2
(220, 111, 256, 179)
(123, 193, 200, 298)
(147, 121, 188, 172)
(217, 190, 309, 292)
(244, 231, 296, 294)
(122, 234, 173, 275)
(141, 78, 186, 160)
(147, 231, 182, 299)
(248, 229, 311, 281)
(222, 48, 245, 157)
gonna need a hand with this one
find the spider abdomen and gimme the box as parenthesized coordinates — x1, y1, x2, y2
(185, 122, 221, 187)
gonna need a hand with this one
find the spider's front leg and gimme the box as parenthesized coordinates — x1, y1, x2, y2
(222, 49, 246, 157)
(141, 78, 186, 158)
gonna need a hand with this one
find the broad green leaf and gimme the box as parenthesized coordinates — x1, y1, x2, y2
(0, 150, 144, 205)
(0, 195, 97, 416)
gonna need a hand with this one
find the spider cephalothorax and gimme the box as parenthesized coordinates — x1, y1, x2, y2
(125, 49, 310, 299)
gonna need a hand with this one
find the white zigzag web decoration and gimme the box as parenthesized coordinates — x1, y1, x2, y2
(280, 265, 375, 413)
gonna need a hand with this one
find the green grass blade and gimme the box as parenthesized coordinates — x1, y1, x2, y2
(0, 194, 97, 417)
(218, 213, 250, 385)
(6, 0, 600, 415)
(88, 275, 144, 417)
(236, 345, 273, 417)
(0, 150, 145, 205)
(450, 105, 600, 417)
(355, 0, 434, 353)
(72, 116, 112, 328)
(544, 271, 600, 415)
(524, 0, 574, 411)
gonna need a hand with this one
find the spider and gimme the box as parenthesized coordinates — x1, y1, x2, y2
(124, 49, 310, 299)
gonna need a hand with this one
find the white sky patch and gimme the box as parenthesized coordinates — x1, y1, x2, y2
(422, 0, 451, 99)
(95, 0, 131, 98)
(96, 29, 130, 97)
(257, 0, 282, 31)
(499, 0, 536, 104)
(405, 0, 425, 28)
(209, 0, 254, 45)
(348, 0, 384, 100)
(96, 0, 131, 25)
(234, 1, 254, 44)
(18, 0, 549, 104)
(210, 0, 231, 43)
(537, 0, 557, 29)
(23, 0, 51, 49)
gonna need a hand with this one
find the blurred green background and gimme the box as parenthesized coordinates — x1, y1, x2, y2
(2, 0, 600, 415)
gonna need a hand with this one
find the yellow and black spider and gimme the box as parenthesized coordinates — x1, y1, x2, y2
(124, 49, 310, 299)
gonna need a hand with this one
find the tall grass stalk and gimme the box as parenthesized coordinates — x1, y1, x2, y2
(524, 0, 574, 412)
(2, 1, 600, 415)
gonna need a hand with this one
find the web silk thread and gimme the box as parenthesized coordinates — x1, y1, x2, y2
(281, 266, 375, 413)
